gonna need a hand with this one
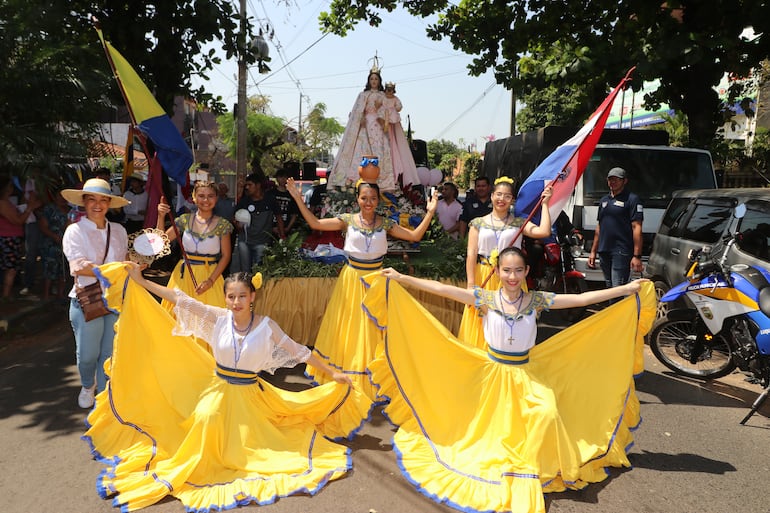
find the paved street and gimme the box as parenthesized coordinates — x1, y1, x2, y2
(1, 310, 769, 513)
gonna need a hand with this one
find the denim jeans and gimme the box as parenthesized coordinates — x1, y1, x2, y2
(69, 298, 117, 392)
(598, 250, 632, 303)
(235, 240, 266, 273)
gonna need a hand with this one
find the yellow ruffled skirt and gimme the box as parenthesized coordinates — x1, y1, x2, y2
(85, 263, 372, 512)
(305, 263, 384, 401)
(160, 258, 226, 313)
(364, 275, 655, 513)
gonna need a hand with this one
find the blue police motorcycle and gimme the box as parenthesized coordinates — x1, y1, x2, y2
(649, 204, 770, 424)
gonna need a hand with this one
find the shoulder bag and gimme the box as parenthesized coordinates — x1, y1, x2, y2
(75, 224, 111, 322)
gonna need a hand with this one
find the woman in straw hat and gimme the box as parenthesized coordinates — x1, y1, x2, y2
(62, 177, 129, 409)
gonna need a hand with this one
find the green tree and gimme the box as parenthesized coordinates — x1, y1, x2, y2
(320, 1, 770, 148)
(301, 103, 344, 163)
(217, 103, 287, 177)
(455, 151, 482, 189)
(515, 84, 590, 132)
(426, 139, 460, 169)
(1, 0, 258, 174)
(660, 111, 690, 147)
(0, 0, 108, 173)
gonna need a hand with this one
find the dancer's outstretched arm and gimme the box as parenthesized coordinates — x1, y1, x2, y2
(551, 279, 648, 309)
(125, 262, 178, 304)
(381, 267, 476, 305)
(286, 178, 346, 231)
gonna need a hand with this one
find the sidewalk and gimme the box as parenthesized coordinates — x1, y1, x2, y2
(0, 294, 69, 344)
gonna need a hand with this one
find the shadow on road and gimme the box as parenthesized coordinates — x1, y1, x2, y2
(544, 467, 627, 508)
(630, 449, 735, 473)
(636, 367, 770, 421)
(0, 318, 86, 437)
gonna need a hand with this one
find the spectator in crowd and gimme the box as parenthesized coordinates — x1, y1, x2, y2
(267, 168, 299, 236)
(212, 181, 236, 223)
(304, 180, 319, 207)
(20, 171, 42, 296)
(459, 176, 492, 238)
(122, 174, 148, 234)
(0, 175, 41, 299)
(435, 182, 463, 239)
(38, 188, 70, 301)
(233, 174, 284, 272)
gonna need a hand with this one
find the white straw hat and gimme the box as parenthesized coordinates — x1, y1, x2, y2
(61, 178, 130, 208)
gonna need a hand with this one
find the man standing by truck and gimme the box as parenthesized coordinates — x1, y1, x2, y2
(588, 167, 643, 295)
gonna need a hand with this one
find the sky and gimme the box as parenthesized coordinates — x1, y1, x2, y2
(192, 0, 513, 153)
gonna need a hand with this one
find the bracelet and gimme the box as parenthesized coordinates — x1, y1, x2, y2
(633, 254, 642, 259)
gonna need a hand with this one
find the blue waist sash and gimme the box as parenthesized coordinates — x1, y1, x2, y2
(487, 345, 530, 365)
(216, 363, 260, 385)
(348, 255, 384, 270)
(180, 253, 220, 278)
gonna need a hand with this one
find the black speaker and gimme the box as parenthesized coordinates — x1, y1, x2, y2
(410, 139, 429, 167)
(302, 161, 318, 180)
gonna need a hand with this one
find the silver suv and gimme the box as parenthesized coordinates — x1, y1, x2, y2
(645, 188, 770, 318)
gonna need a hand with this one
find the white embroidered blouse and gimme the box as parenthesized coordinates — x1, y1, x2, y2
(172, 291, 311, 374)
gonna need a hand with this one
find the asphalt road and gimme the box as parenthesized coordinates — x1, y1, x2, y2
(1, 311, 769, 513)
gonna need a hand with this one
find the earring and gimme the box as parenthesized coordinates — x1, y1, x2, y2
(250, 302, 254, 312)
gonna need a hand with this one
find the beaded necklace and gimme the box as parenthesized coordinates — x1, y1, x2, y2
(499, 288, 525, 345)
(231, 312, 255, 369)
(358, 213, 377, 254)
(489, 212, 510, 251)
(190, 214, 216, 253)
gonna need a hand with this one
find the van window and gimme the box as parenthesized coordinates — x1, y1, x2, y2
(584, 147, 716, 208)
(737, 200, 770, 262)
(658, 197, 692, 236)
(680, 202, 733, 244)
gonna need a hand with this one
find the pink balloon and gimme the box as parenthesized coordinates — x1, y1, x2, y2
(429, 168, 443, 186)
(417, 166, 431, 186)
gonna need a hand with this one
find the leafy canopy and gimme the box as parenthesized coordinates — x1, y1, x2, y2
(320, 1, 770, 148)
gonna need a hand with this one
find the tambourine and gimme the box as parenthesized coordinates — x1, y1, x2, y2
(128, 228, 171, 265)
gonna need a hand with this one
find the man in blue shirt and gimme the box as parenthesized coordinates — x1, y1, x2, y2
(588, 167, 643, 294)
(458, 176, 492, 238)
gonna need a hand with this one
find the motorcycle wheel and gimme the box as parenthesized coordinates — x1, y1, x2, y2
(649, 317, 736, 379)
(559, 276, 588, 323)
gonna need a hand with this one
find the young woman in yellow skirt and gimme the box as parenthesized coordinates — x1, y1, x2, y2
(156, 181, 233, 312)
(458, 177, 553, 348)
(285, 177, 437, 401)
(83, 263, 372, 512)
(364, 247, 655, 513)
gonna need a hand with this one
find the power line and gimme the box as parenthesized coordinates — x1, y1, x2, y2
(433, 81, 498, 139)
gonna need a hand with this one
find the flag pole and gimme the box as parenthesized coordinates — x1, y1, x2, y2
(161, 195, 199, 290)
(93, 18, 138, 127)
(479, 67, 635, 288)
(94, 18, 197, 287)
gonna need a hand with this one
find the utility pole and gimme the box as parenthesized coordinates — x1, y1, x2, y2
(236, 0, 248, 197)
(298, 92, 303, 144)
